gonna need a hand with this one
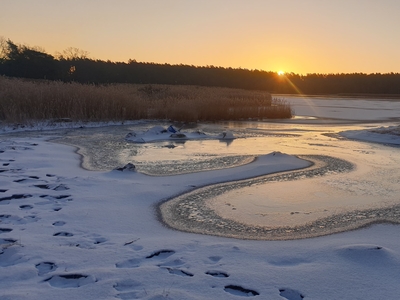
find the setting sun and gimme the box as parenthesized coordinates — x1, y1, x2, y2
(278, 70, 285, 76)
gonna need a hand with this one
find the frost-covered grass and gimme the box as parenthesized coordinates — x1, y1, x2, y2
(0, 76, 292, 124)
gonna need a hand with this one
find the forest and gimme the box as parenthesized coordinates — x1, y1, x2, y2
(1, 38, 400, 95)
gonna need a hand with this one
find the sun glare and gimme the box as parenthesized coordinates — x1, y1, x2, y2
(277, 70, 285, 76)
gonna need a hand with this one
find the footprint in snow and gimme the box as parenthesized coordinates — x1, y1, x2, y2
(35, 184, 69, 191)
(93, 237, 107, 244)
(115, 258, 141, 268)
(268, 257, 310, 267)
(24, 215, 38, 222)
(123, 238, 142, 250)
(279, 288, 305, 300)
(163, 267, 193, 277)
(116, 249, 177, 269)
(34, 184, 53, 190)
(34, 200, 53, 206)
(129, 244, 143, 251)
(0, 238, 17, 245)
(36, 261, 57, 276)
(0, 194, 32, 204)
(224, 285, 259, 297)
(113, 279, 143, 299)
(0, 246, 26, 267)
(13, 179, 25, 183)
(19, 204, 33, 210)
(13, 177, 40, 183)
(146, 249, 175, 259)
(115, 291, 141, 300)
(40, 194, 71, 200)
(0, 215, 14, 224)
(0, 214, 39, 225)
(44, 274, 96, 288)
(205, 270, 229, 278)
(157, 258, 185, 267)
(0, 228, 13, 233)
(35, 195, 71, 208)
(5, 144, 34, 151)
(53, 232, 74, 237)
(133, 246, 144, 252)
(0, 168, 22, 173)
(52, 221, 66, 226)
(75, 235, 108, 248)
(113, 279, 142, 291)
(207, 256, 222, 263)
(336, 244, 395, 266)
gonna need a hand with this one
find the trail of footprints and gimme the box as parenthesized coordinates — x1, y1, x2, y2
(112, 246, 307, 299)
(114, 249, 263, 298)
(113, 247, 305, 299)
(0, 140, 307, 298)
(1, 140, 307, 298)
(0, 142, 79, 284)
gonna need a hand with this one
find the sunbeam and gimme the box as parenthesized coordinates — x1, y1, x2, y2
(281, 74, 321, 118)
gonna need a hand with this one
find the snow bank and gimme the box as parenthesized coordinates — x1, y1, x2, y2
(341, 125, 400, 145)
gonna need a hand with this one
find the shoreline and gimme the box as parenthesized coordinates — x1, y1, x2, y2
(157, 155, 399, 241)
(273, 93, 400, 100)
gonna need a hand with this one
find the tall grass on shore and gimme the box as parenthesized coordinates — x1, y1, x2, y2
(0, 76, 292, 124)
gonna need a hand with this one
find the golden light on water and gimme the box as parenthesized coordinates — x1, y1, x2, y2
(280, 73, 321, 117)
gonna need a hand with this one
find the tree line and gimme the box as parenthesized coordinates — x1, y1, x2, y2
(1, 38, 400, 95)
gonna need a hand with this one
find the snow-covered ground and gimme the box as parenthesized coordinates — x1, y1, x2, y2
(1, 96, 400, 299)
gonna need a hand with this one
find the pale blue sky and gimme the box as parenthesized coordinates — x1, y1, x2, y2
(1, 0, 400, 74)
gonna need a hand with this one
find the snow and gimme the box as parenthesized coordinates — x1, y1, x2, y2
(125, 125, 235, 143)
(1, 96, 400, 299)
(281, 95, 400, 121)
(0, 120, 146, 135)
(341, 125, 400, 145)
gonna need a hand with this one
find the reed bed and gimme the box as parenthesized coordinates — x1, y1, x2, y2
(0, 76, 292, 124)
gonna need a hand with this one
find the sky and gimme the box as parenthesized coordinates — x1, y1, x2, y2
(1, 0, 400, 74)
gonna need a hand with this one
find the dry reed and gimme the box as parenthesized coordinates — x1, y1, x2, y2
(0, 76, 292, 124)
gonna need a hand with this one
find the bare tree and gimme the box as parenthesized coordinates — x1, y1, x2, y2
(55, 47, 89, 60)
(0, 36, 8, 61)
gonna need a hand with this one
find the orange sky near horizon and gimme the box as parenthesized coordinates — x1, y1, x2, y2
(1, 0, 400, 75)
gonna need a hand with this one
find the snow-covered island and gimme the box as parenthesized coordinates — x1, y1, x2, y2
(124, 125, 235, 143)
(341, 124, 400, 145)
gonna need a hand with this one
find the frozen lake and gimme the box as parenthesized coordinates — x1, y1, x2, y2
(45, 95, 400, 239)
(281, 94, 400, 122)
